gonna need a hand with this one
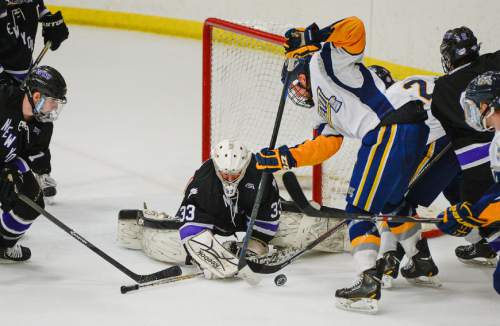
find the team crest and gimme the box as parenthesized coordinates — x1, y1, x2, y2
(317, 87, 343, 126)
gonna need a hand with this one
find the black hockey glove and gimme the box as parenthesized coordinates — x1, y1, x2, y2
(40, 11, 69, 51)
(0, 166, 22, 212)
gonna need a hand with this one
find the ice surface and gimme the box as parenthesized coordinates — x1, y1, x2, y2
(1, 26, 498, 326)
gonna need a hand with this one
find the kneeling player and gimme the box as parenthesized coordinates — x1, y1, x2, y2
(118, 140, 282, 279)
(437, 71, 500, 294)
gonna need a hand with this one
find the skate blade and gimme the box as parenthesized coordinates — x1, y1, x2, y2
(406, 275, 442, 288)
(335, 298, 379, 314)
(458, 257, 498, 268)
(381, 275, 394, 289)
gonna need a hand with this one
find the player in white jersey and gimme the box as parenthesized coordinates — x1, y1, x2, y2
(437, 71, 500, 294)
(368, 67, 465, 287)
(255, 17, 440, 313)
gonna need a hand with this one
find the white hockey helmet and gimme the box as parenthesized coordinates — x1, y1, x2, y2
(211, 139, 251, 197)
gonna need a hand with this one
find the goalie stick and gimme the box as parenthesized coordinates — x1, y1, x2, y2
(17, 194, 182, 283)
(282, 171, 443, 224)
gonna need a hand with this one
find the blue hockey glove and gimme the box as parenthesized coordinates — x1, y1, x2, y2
(255, 145, 297, 172)
(284, 23, 322, 58)
(437, 202, 484, 237)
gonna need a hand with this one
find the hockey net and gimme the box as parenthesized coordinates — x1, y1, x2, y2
(202, 18, 442, 240)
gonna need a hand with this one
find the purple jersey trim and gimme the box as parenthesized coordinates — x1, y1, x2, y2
(456, 143, 489, 167)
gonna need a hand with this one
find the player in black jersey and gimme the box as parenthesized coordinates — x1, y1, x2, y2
(0, 65, 67, 263)
(0, 0, 68, 81)
(1, 1, 69, 204)
(431, 26, 500, 265)
(177, 139, 281, 279)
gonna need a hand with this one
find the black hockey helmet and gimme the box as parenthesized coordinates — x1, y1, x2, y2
(281, 57, 314, 108)
(462, 71, 500, 131)
(25, 65, 67, 101)
(368, 65, 395, 89)
(440, 26, 480, 73)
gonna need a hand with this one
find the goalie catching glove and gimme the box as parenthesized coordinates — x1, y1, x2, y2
(284, 23, 324, 58)
(255, 145, 297, 172)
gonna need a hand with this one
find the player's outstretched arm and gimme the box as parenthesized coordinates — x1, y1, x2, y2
(255, 134, 343, 172)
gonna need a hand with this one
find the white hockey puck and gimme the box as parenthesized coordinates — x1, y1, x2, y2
(274, 274, 287, 286)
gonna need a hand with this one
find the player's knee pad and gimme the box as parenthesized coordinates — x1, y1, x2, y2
(270, 211, 348, 252)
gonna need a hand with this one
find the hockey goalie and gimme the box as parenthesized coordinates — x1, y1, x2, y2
(116, 139, 347, 279)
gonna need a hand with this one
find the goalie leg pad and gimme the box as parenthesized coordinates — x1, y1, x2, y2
(270, 211, 347, 252)
(184, 230, 239, 279)
(117, 210, 143, 250)
(142, 228, 187, 264)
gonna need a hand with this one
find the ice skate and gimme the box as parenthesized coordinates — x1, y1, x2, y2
(335, 260, 383, 314)
(401, 238, 441, 287)
(0, 244, 31, 263)
(455, 239, 498, 267)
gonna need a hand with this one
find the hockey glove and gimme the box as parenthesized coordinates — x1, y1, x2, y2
(0, 166, 22, 212)
(284, 23, 322, 58)
(256, 145, 297, 172)
(436, 202, 489, 237)
(41, 11, 69, 50)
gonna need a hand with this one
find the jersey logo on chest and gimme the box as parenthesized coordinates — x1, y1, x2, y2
(317, 87, 343, 126)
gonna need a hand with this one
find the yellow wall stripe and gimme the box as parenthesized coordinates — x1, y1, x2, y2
(365, 124, 398, 211)
(353, 126, 386, 206)
(47, 5, 440, 80)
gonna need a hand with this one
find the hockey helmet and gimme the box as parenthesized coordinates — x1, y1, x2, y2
(281, 57, 314, 108)
(211, 139, 252, 197)
(24, 66, 67, 122)
(440, 26, 480, 73)
(462, 71, 500, 131)
(368, 65, 395, 89)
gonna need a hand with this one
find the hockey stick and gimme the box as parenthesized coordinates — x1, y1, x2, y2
(247, 220, 346, 274)
(17, 193, 182, 283)
(238, 58, 297, 270)
(282, 171, 443, 224)
(120, 271, 204, 294)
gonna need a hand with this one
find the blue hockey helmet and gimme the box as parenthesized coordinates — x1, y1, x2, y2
(462, 71, 500, 131)
(440, 26, 480, 73)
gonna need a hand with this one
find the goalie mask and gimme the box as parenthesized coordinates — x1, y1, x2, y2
(24, 66, 67, 122)
(282, 57, 314, 108)
(462, 71, 500, 132)
(211, 140, 251, 197)
(440, 26, 480, 73)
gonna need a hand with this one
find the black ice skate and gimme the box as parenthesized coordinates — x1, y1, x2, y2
(335, 260, 383, 314)
(0, 244, 31, 263)
(401, 238, 441, 287)
(380, 243, 405, 289)
(455, 239, 498, 267)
